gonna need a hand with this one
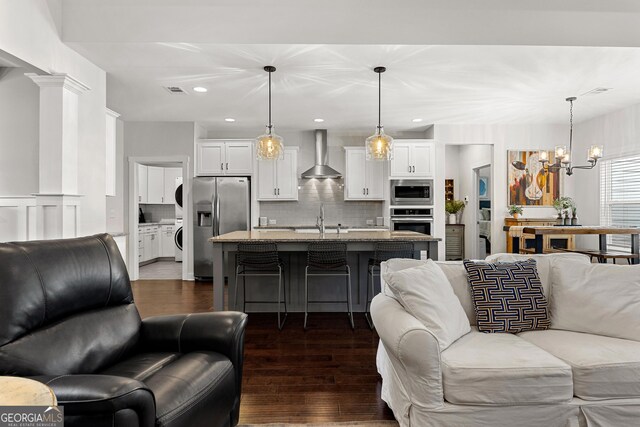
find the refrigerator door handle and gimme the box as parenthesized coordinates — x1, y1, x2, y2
(215, 194, 221, 236)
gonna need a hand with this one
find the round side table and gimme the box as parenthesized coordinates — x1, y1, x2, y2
(0, 376, 57, 406)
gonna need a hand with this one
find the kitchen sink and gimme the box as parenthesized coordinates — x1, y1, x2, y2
(294, 228, 348, 234)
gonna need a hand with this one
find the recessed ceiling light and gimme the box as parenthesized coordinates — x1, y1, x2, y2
(193, 86, 208, 93)
(412, 118, 423, 123)
(224, 118, 236, 122)
(314, 118, 325, 123)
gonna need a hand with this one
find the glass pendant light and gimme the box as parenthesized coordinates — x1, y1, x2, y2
(366, 66, 393, 161)
(256, 66, 284, 160)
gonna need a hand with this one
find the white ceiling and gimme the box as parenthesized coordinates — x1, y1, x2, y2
(60, 1, 640, 132)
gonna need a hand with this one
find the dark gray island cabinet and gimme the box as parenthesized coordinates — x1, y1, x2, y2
(209, 230, 440, 312)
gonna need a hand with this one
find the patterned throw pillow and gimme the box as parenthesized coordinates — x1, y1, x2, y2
(463, 259, 551, 333)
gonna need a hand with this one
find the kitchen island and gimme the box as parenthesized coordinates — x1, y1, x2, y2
(209, 230, 440, 311)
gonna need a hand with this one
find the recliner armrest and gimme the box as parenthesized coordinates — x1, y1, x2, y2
(30, 374, 155, 426)
(140, 311, 248, 426)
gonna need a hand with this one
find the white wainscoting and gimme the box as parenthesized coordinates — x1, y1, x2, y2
(0, 197, 37, 242)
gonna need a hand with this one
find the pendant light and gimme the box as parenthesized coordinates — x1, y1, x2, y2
(366, 66, 393, 161)
(538, 97, 603, 176)
(256, 66, 284, 160)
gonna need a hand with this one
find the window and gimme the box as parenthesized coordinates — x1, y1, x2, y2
(600, 153, 640, 249)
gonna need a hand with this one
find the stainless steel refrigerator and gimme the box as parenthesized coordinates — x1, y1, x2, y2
(193, 177, 250, 279)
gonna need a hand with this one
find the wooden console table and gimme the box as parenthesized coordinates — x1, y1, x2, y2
(516, 226, 640, 265)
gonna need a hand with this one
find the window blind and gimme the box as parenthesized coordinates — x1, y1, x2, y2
(600, 154, 640, 249)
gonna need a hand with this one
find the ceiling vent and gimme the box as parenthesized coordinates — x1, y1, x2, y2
(581, 87, 613, 96)
(164, 86, 187, 95)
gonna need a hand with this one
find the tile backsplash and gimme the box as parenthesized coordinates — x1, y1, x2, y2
(259, 178, 383, 226)
(140, 204, 175, 223)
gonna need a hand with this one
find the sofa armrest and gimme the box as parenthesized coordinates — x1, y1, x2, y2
(30, 375, 155, 427)
(140, 312, 248, 426)
(371, 294, 444, 411)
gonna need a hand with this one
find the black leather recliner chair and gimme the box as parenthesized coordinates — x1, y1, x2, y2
(0, 234, 247, 427)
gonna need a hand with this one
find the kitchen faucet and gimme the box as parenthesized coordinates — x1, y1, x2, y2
(316, 203, 325, 236)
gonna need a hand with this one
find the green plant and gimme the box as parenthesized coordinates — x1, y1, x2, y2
(445, 200, 465, 215)
(553, 196, 575, 213)
(508, 204, 523, 215)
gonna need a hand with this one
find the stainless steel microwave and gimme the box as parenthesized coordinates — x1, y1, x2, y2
(390, 179, 433, 205)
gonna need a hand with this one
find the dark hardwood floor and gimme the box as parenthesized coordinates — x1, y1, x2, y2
(131, 280, 396, 424)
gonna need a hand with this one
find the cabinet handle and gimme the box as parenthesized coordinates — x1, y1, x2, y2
(274, 188, 277, 195)
(412, 166, 416, 173)
(139, 196, 141, 202)
(408, 165, 411, 173)
(221, 163, 224, 170)
(366, 188, 369, 195)
(161, 196, 164, 203)
(226, 163, 228, 170)
(363, 188, 365, 195)
(277, 188, 280, 195)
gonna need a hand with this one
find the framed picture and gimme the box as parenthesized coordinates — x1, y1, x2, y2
(507, 150, 560, 206)
(479, 177, 490, 199)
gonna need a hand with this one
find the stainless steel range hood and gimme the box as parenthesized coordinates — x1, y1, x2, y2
(301, 129, 342, 179)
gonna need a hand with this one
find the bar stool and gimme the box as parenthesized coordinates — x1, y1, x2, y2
(235, 241, 287, 330)
(305, 242, 354, 330)
(365, 241, 415, 329)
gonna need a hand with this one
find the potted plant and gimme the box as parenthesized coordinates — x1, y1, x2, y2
(553, 197, 576, 225)
(508, 204, 523, 219)
(445, 200, 465, 224)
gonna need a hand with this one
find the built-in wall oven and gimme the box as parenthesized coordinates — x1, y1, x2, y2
(390, 179, 433, 205)
(390, 208, 434, 236)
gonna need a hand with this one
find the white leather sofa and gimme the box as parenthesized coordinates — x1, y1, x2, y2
(372, 253, 640, 427)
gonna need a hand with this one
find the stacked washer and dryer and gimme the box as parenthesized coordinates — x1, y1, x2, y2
(174, 177, 183, 262)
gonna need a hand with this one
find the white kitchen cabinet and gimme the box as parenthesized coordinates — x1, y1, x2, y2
(390, 140, 434, 178)
(139, 225, 160, 263)
(163, 168, 182, 205)
(344, 147, 385, 200)
(257, 148, 298, 201)
(160, 225, 176, 257)
(196, 140, 253, 176)
(137, 164, 148, 203)
(147, 166, 165, 203)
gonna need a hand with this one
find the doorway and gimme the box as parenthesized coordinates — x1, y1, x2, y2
(474, 164, 492, 259)
(128, 156, 191, 281)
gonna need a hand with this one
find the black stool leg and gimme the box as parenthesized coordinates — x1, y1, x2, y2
(365, 266, 375, 330)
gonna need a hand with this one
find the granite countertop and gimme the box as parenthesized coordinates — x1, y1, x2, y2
(211, 230, 440, 242)
(108, 232, 127, 237)
(138, 221, 176, 227)
(254, 225, 388, 230)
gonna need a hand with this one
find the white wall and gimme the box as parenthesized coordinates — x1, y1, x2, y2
(0, 67, 39, 195)
(436, 124, 567, 253)
(106, 118, 124, 232)
(122, 121, 196, 232)
(0, 0, 108, 236)
(567, 102, 640, 248)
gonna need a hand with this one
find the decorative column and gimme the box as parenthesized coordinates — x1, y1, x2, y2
(26, 73, 90, 239)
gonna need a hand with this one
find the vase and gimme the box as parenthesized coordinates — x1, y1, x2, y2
(512, 213, 519, 219)
(449, 213, 457, 224)
(571, 216, 578, 226)
(556, 214, 563, 225)
(563, 217, 570, 226)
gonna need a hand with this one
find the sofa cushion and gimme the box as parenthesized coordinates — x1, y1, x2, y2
(486, 252, 590, 299)
(464, 259, 551, 333)
(441, 329, 573, 405)
(519, 330, 640, 400)
(550, 260, 640, 342)
(383, 259, 477, 325)
(382, 260, 470, 350)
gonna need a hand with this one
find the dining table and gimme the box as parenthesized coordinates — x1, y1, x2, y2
(516, 225, 640, 264)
